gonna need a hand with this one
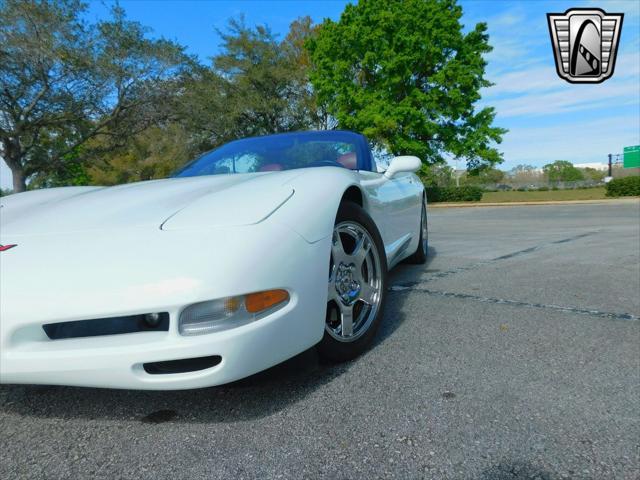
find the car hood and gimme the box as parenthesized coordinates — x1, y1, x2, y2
(0, 172, 300, 236)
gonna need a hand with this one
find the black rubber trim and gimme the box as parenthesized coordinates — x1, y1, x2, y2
(42, 313, 169, 340)
(143, 356, 222, 375)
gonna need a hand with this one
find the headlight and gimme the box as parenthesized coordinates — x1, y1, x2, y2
(179, 289, 289, 336)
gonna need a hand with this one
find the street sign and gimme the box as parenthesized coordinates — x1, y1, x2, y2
(623, 145, 640, 168)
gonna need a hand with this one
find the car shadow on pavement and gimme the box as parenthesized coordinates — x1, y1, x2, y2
(370, 245, 437, 351)
(0, 248, 436, 424)
(477, 460, 554, 480)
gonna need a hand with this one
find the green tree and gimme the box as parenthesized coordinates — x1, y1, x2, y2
(462, 167, 505, 185)
(174, 17, 321, 153)
(307, 0, 505, 168)
(509, 164, 542, 184)
(87, 123, 194, 185)
(581, 167, 605, 182)
(543, 160, 585, 183)
(212, 17, 318, 138)
(417, 163, 455, 187)
(283, 16, 332, 129)
(0, 0, 193, 192)
(171, 66, 230, 151)
(29, 153, 91, 189)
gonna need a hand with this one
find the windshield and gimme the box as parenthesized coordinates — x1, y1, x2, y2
(173, 131, 363, 178)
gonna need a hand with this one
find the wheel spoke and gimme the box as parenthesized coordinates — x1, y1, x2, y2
(327, 275, 341, 304)
(360, 283, 377, 305)
(339, 303, 354, 337)
(350, 234, 371, 268)
(332, 231, 347, 263)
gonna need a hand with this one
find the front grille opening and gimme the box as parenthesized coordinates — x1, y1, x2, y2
(43, 313, 169, 340)
(143, 355, 222, 375)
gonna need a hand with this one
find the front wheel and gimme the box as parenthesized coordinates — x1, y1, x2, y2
(317, 202, 388, 362)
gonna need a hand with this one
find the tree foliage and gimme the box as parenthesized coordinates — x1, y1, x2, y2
(1, 0, 506, 191)
(462, 167, 504, 185)
(306, 0, 505, 168)
(543, 160, 584, 183)
(580, 167, 605, 182)
(417, 163, 455, 187)
(168, 16, 321, 156)
(212, 17, 318, 138)
(0, 0, 193, 191)
(508, 164, 541, 184)
(605, 176, 640, 197)
(86, 123, 195, 185)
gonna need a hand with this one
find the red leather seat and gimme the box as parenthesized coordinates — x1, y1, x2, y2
(259, 163, 283, 172)
(337, 152, 357, 169)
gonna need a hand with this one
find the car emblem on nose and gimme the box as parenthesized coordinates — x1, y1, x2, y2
(547, 8, 624, 84)
(0, 244, 17, 251)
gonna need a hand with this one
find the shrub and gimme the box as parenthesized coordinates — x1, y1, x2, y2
(606, 176, 640, 197)
(425, 185, 483, 202)
(538, 186, 549, 191)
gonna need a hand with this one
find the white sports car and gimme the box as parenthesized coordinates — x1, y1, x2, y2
(0, 130, 427, 390)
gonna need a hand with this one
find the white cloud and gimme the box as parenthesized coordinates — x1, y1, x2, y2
(490, 82, 638, 117)
(481, 50, 640, 117)
(498, 114, 640, 168)
(484, 64, 560, 96)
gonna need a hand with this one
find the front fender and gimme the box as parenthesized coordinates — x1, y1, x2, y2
(272, 167, 362, 243)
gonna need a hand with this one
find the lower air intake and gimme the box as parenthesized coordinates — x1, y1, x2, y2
(43, 313, 169, 340)
(143, 356, 222, 375)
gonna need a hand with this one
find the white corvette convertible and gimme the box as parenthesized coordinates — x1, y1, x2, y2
(0, 130, 427, 390)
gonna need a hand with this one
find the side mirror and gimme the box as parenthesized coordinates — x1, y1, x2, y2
(384, 156, 421, 178)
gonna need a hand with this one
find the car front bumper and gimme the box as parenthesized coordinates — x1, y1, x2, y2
(0, 222, 330, 390)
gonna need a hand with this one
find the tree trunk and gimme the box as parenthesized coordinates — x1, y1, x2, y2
(1, 139, 27, 193)
(11, 167, 26, 193)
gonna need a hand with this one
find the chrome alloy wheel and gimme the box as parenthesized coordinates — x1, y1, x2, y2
(326, 221, 383, 342)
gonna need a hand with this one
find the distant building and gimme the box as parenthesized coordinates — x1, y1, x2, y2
(574, 162, 609, 171)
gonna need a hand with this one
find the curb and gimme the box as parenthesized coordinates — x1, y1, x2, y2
(428, 198, 640, 208)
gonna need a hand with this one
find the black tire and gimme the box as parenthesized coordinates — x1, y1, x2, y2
(317, 201, 388, 362)
(404, 198, 428, 264)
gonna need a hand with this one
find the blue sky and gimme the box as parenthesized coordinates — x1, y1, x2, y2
(1, 0, 639, 188)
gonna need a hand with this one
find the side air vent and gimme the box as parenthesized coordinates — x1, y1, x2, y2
(43, 313, 169, 340)
(143, 356, 222, 375)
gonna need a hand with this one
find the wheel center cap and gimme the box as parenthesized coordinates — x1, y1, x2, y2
(335, 262, 360, 304)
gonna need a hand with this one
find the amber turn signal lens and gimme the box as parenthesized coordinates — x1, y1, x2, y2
(245, 289, 289, 313)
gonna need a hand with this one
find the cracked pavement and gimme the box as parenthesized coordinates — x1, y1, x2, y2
(1, 201, 639, 479)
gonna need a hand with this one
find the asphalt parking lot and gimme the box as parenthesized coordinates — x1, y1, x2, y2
(1, 200, 638, 480)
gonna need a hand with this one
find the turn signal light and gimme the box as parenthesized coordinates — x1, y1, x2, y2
(245, 289, 289, 313)
(179, 289, 290, 336)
